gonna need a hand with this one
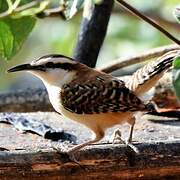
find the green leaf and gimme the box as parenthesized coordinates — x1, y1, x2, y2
(19, 0, 35, 6)
(0, 0, 8, 13)
(173, 56, 180, 69)
(173, 5, 180, 23)
(0, 21, 13, 60)
(172, 56, 180, 101)
(64, 0, 84, 19)
(0, 16, 36, 60)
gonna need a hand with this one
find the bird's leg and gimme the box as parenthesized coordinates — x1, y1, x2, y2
(68, 130, 104, 153)
(127, 117, 135, 144)
(126, 117, 139, 153)
(66, 130, 104, 162)
(52, 131, 104, 163)
(110, 116, 136, 145)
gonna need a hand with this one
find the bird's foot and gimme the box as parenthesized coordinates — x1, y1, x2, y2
(111, 129, 126, 144)
(110, 129, 139, 153)
(125, 140, 139, 154)
(66, 148, 81, 165)
(51, 142, 81, 164)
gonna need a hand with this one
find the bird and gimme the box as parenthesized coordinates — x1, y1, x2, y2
(7, 50, 179, 155)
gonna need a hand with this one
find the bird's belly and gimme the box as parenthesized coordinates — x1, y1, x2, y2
(59, 106, 133, 132)
(46, 83, 134, 132)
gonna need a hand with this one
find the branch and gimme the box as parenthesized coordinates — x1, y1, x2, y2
(0, 0, 50, 18)
(73, 0, 114, 67)
(116, 0, 180, 46)
(113, 7, 180, 32)
(37, 6, 66, 19)
(14, 1, 39, 12)
(100, 44, 180, 73)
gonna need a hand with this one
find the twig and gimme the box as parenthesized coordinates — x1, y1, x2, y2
(0, 0, 13, 18)
(11, 0, 21, 10)
(14, 1, 39, 12)
(7, 0, 13, 7)
(0, 1, 38, 18)
(0, 10, 10, 18)
(113, 7, 180, 32)
(116, 0, 180, 46)
(36, 6, 66, 19)
(0, 0, 50, 18)
(100, 44, 180, 73)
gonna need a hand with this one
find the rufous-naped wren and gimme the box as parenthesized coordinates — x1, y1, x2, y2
(8, 50, 179, 154)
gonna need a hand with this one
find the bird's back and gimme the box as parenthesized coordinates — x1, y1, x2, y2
(60, 65, 150, 115)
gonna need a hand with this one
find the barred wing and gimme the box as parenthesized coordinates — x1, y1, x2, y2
(61, 77, 147, 114)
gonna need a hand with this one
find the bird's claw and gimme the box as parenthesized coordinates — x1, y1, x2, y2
(125, 141, 139, 154)
(110, 129, 139, 153)
(51, 143, 82, 165)
(111, 129, 126, 144)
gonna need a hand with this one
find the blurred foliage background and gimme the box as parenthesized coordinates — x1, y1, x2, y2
(0, 0, 179, 91)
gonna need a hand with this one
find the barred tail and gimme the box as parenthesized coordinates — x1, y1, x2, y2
(126, 50, 180, 96)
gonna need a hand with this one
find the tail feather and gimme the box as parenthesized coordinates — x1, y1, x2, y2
(126, 50, 180, 96)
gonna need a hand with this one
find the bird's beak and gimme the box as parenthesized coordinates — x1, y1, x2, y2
(7, 64, 34, 73)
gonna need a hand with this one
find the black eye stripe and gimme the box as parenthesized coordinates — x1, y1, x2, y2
(45, 62, 54, 68)
(42, 62, 75, 71)
(33, 65, 46, 71)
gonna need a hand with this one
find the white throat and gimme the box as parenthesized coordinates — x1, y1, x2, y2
(44, 83, 62, 113)
(30, 69, 76, 113)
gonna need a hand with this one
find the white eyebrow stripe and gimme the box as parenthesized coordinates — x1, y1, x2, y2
(31, 57, 76, 66)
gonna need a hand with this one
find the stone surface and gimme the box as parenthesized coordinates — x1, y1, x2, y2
(0, 112, 180, 150)
(0, 112, 180, 179)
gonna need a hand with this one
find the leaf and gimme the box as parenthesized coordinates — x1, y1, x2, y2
(173, 55, 180, 69)
(0, 0, 8, 13)
(0, 21, 14, 60)
(0, 16, 36, 60)
(173, 5, 180, 23)
(172, 56, 180, 101)
(19, 0, 35, 6)
(64, 0, 84, 19)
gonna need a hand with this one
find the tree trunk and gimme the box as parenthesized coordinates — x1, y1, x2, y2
(73, 0, 114, 67)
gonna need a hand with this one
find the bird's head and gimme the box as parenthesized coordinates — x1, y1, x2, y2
(7, 54, 79, 87)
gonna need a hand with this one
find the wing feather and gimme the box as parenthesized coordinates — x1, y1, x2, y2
(61, 76, 147, 114)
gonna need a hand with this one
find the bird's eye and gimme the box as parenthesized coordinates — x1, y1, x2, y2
(45, 62, 54, 68)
